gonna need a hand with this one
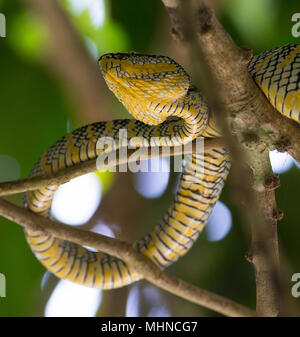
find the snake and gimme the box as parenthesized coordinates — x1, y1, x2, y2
(23, 44, 300, 289)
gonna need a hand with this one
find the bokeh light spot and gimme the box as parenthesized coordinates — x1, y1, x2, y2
(45, 279, 102, 317)
(126, 284, 140, 317)
(51, 172, 102, 226)
(269, 150, 294, 174)
(206, 201, 232, 242)
(68, 0, 105, 28)
(134, 158, 170, 199)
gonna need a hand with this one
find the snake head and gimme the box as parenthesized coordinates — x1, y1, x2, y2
(98, 52, 191, 125)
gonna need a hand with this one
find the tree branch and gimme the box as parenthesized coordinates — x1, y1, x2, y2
(245, 149, 282, 316)
(160, 0, 299, 316)
(162, 0, 300, 164)
(0, 138, 223, 196)
(0, 197, 256, 317)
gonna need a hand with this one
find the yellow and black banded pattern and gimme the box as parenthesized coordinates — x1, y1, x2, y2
(23, 45, 299, 289)
(248, 44, 300, 122)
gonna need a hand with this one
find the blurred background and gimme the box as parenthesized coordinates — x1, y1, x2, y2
(0, 0, 299, 317)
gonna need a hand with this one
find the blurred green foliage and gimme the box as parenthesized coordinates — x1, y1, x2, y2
(0, 0, 299, 316)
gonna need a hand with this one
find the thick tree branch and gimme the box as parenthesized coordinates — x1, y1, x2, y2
(162, 0, 300, 163)
(0, 197, 256, 317)
(245, 149, 282, 316)
(160, 0, 299, 316)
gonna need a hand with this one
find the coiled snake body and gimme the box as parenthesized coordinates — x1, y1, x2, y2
(24, 44, 300, 289)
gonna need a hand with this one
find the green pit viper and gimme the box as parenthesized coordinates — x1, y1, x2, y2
(23, 44, 300, 289)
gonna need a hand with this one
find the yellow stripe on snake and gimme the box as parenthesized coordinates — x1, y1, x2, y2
(23, 44, 300, 289)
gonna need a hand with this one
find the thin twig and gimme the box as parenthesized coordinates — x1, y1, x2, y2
(0, 138, 223, 196)
(0, 197, 256, 317)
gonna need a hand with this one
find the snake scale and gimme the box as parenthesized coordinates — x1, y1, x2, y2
(23, 44, 300, 289)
